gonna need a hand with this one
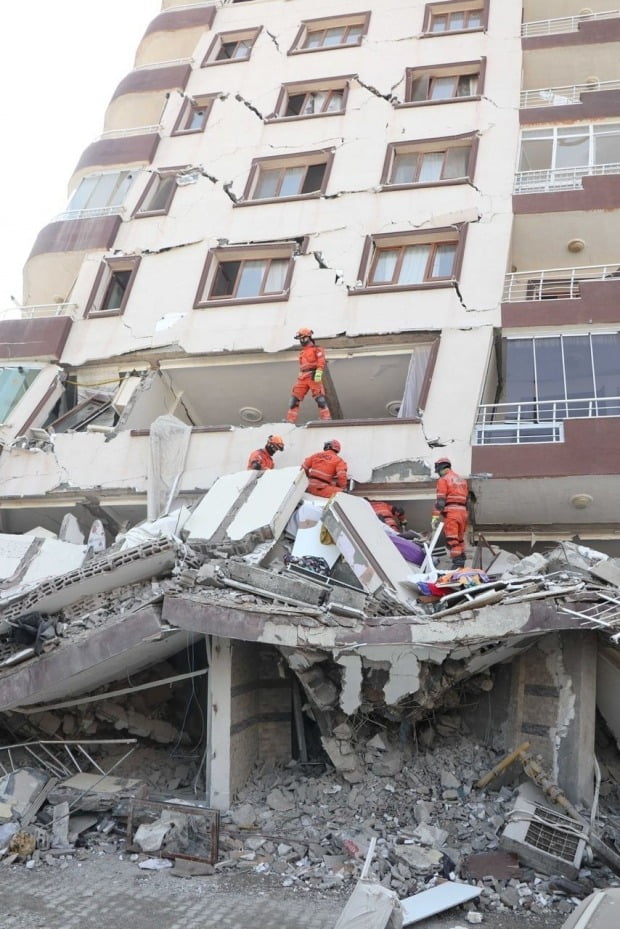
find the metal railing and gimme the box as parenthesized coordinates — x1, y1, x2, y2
(514, 161, 620, 194)
(502, 264, 619, 302)
(0, 303, 78, 322)
(474, 396, 620, 446)
(520, 78, 620, 109)
(99, 125, 162, 140)
(134, 57, 194, 70)
(53, 205, 127, 222)
(522, 9, 620, 38)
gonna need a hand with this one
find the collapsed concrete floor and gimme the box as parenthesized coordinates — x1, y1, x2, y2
(0, 468, 619, 922)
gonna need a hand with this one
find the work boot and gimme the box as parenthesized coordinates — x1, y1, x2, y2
(318, 407, 332, 421)
(286, 410, 298, 424)
(451, 555, 465, 569)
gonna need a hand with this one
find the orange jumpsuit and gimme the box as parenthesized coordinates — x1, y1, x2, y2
(302, 450, 348, 498)
(247, 448, 274, 471)
(286, 343, 331, 423)
(370, 501, 403, 532)
(432, 468, 469, 567)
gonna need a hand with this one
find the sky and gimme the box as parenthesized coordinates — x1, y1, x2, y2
(0, 0, 162, 307)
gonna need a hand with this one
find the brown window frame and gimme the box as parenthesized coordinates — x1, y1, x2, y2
(422, 1, 489, 35)
(241, 149, 335, 204)
(381, 134, 478, 189)
(202, 27, 262, 66)
(351, 227, 467, 296)
(194, 241, 303, 308)
(268, 75, 352, 122)
(289, 12, 371, 55)
(171, 94, 217, 136)
(133, 167, 188, 218)
(401, 59, 485, 107)
(86, 256, 141, 318)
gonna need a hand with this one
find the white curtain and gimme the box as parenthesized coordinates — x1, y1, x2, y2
(399, 344, 433, 418)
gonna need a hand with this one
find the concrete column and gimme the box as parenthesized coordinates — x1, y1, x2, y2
(557, 630, 597, 806)
(207, 635, 232, 811)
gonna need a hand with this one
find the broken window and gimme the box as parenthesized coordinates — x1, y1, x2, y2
(245, 151, 333, 201)
(194, 242, 297, 307)
(203, 28, 261, 65)
(64, 171, 134, 218)
(49, 394, 114, 433)
(353, 229, 462, 292)
(405, 61, 483, 104)
(283, 86, 346, 118)
(384, 138, 474, 186)
(519, 123, 620, 175)
(134, 170, 180, 217)
(290, 14, 370, 53)
(0, 366, 41, 423)
(86, 256, 141, 316)
(172, 95, 216, 135)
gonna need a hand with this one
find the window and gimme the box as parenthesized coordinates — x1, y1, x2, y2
(134, 169, 182, 217)
(86, 256, 141, 316)
(404, 61, 484, 105)
(63, 171, 134, 218)
(0, 366, 41, 423)
(271, 77, 350, 120)
(244, 151, 333, 202)
(517, 123, 620, 191)
(203, 28, 261, 65)
(194, 242, 299, 307)
(353, 229, 464, 294)
(290, 13, 370, 54)
(172, 94, 216, 135)
(383, 136, 475, 187)
(424, 2, 485, 34)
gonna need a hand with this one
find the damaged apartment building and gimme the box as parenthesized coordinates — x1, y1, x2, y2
(1, 0, 620, 828)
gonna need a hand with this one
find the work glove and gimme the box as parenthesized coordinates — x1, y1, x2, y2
(430, 515, 441, 532)
(313, 369, 323, 383)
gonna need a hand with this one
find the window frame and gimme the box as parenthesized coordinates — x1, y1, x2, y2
(202, 27, 262, 66)
(381, 133, 478, 189)
(85, 256, 141, 318)
(351, 227, 467, 296)
(289, 12, 371, 55)
(268, 75, 352, 122)
(194, 241, 303, 309)
(171, 94, 217, 136)
(133, 166, 188, 218)
(401, 59, 485, 107)
(422, 0, 488, 36)
(241, 149, 335, 205)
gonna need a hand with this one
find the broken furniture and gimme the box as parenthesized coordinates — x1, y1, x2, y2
(126, 798, 219, 865)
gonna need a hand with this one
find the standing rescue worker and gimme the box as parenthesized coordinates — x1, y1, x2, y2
(370, 501, 407, 533)
(302, 440, 348, 498)
(247, 434, 285, 471)
(286, 328, 331, 423)
(431, 458, 469, 569)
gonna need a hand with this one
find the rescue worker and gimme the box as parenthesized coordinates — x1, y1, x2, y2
(247, 434, 285, 471)
(302, 439, 348, 498)
(370, 501, 407, 533)
(431, 458, 469, 569)
(286, 328, 331, 423)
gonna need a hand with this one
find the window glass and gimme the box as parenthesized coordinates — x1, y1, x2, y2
(469, 11, 482, 27)
(143, 174, 176, 212)
(280, 166, 306, 197)
(302, 163, 325, 193)
(323, 26, 346, 46)
(265, 259, 289, 292)
(556, 130, 589, 168)
(418, 151, 444, 182)
(431, 15, 447, 32)
(346, 24, 364, 43)
(401, 246, 430, 283)
(254, 169, 280, 199)
(237, 260, 267, 297)
(503, 339, 536, 412)
(430, 77, 455, 100)
(0, 367, 40, 423)
(326, 90, 344, 112)
(373, 249, 399, 283)
(432, 243, 456, 277)
(457, 74, 477, 96)
(519, 136, 553, 171)
(211, 261, 240, 298)
(445, 146, 470, 177)
(392, 153, 418, 184)
(594, 124, 620, 164)
(68, 172, 133, 212)
(592, 333, 620, 403)
(102, 270, 132, 311)
(534, 337, 564, 418)
(451, 13, 465, 29)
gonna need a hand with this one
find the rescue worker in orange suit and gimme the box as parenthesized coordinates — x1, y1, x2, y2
(286, 328, 332, 423)
(370, 501, 408, 534)
(431, 458, 469, 569)
(247, 434, 284, 471)
(302, 439, 348, 498)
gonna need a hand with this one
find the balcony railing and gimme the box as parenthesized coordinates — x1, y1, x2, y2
(99, 125, 162, 140)
(53, 206, 127, 222)
(514, 161, 620, 194)
(522, 10, 620, 38)
(0, 303, 78, 322)
(474, 397, 620, 446)
(520, 78, 620, 109)
(503, 264, 619, 302)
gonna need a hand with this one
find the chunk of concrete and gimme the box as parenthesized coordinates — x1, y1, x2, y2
(559, 887, 620, 929)
(59, 514, 85, 545)
(184, 471, 258, 543)
(0, 768, 50, 823)
(333, 879, 402, 929)
(226, 467, 308, 543)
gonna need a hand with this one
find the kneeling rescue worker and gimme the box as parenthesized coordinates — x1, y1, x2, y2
(302, 439, 348, 498)
(431, 457, 469, 569)
(370, 501, 407, 533)
(286, 328, 332, 423)
(247, 434, 285, 471)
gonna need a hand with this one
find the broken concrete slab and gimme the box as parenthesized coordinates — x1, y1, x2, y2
(183, 470, 259, 544)
(218, 560, 327, 607)
(400, 881, 480, 926)
(0, 768, 50, 823)
(226, 466, 308, 545)
(559, 887, 620, 929)
(333, 879, 402, 929)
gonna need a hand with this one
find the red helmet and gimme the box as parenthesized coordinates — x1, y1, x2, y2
(295, 327, 313, 340)
(324, 439, 341, 453)
(434, 458, 451, 473)
(267, 434, 284, 451)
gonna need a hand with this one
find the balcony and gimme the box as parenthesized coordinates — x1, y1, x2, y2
(474, 397, 620, 446)
(522, 10, 620, 38)
(514, 162, 620, 194)
(0, 303, 77, 322)
(520, 78, 620, 109)
(502, 264, 618, 302)
(99, 125, 162, 140)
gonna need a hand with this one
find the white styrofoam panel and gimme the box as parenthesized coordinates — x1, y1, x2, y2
(21, 539, 88, 587)
(401, 882, 481, 926)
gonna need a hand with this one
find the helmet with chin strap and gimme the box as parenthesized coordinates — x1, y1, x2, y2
(295, 327, 314, 341)
(434, 457, 451, 473)
(266, 434, 284, 451)
(324, 439, 341, 453)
